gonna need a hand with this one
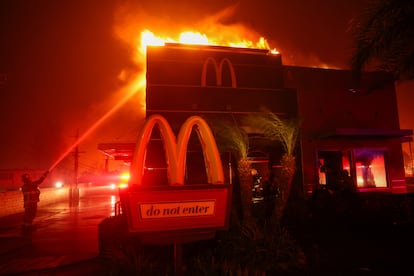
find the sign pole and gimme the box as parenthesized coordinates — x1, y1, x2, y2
(174, 243, 183, 275)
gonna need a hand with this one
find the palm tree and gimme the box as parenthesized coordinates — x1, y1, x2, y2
(350, 0, 414, 83)
(211, 119, 255, 227)
(211, 110, 300, 225)
(245, 111, 300, 222)
(209, 115, 304, 274)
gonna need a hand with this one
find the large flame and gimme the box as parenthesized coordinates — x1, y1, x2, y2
(114, 28, 278, 117)
(113, 4, 279, 116)
(140, 29, 278, 54)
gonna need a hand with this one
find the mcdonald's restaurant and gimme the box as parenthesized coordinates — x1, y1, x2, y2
(99, 43, 413, 219)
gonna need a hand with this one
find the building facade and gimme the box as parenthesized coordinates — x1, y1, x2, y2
(100, 43, 412, 199)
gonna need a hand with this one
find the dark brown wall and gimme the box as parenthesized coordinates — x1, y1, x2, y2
(284, 66, 400, 133)
(284, 66, 407, 194)
(147, 44, 283, 89)
(146, 43, 297, 129)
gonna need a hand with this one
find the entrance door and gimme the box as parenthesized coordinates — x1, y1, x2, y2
(317, 150, 351, 191)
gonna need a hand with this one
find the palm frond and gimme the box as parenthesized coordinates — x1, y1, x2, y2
(244, 111, 300, 156)
(210, 119, 249, 161)
(351, 0, 414, 80)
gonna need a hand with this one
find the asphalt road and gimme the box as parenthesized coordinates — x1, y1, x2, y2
(0, 184, 118, 275)
(2, 185, 414, 275)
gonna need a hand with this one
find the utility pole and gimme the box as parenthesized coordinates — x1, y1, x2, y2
(70, 129, 80, 206)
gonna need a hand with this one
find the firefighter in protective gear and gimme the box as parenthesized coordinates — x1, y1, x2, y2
(21, 170, 49, 228)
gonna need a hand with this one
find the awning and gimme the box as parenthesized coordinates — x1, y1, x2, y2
(319, 128, 413, 139)
(97, 143, 135, 161)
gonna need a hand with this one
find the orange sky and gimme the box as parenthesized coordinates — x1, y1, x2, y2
(3, 0, 412, 175)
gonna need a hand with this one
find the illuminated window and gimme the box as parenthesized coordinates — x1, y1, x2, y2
(317, 149, 387, 191)
(317, 150, 352, 190)
(354, 149, 387, 188)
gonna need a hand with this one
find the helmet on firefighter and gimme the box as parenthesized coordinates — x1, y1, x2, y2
(22, 173, 31, 183)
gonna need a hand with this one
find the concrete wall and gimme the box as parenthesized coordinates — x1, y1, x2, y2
(0, 187, 71, 217)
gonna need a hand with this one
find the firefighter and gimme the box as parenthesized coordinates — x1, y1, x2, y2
(21, 170, 49, 229)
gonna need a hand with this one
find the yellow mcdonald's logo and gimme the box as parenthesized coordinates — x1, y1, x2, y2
(201, 57, 237, 88)
(129, 115, 224, 186)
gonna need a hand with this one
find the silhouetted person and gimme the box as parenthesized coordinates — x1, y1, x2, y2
(21, 171, 49, 231)
(338, 169, 355, 193)
(362, 164, 376, 187)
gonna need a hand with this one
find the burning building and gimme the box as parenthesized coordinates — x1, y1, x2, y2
(99, 42, 412, 198)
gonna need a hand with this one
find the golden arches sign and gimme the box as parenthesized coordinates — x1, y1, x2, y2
(129, 115, 224, 186)
(201, 57, 237, 88)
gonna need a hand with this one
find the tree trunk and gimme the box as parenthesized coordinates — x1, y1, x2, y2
(275, 154, 296, 222)
(238, 159, 254, 226)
